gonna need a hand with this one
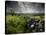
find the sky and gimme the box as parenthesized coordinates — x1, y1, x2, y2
(6, 1, 45, 13)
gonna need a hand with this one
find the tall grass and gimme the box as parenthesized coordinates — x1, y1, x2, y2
(6, 15, 44, 33)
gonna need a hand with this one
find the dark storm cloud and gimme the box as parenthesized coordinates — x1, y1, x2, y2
(6, 1, 45, 13)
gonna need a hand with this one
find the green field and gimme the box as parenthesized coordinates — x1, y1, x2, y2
(5, 15, 45, 33)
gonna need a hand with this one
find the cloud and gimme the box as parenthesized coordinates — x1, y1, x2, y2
(6, 1, 45, 13)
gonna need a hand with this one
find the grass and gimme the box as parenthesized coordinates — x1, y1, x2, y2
(5, 15, 44, 33)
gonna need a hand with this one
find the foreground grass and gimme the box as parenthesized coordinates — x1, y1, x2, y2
(6, 15, 44, 33)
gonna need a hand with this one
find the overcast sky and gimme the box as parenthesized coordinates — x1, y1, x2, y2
(6, 1, 45, 13)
